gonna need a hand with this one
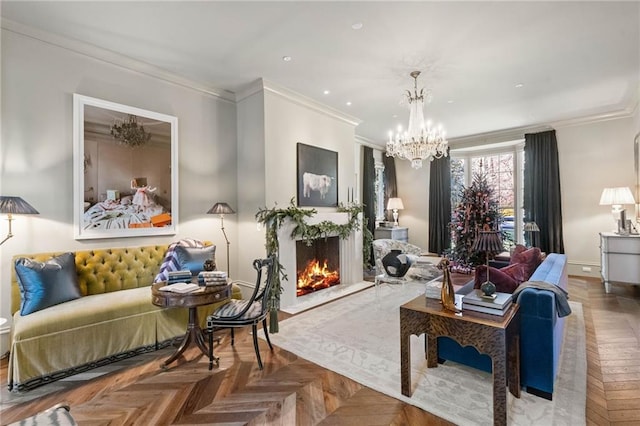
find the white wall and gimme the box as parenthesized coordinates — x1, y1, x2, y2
(395, 159, 430, 250)
(233, 80, 360, 287)
(0, 30, 238, 334)
(556, 116, 636, 276)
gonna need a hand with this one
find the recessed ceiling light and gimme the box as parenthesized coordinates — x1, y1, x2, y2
(282, 56, 292, 62)
(447, 100, 454, 104)
(392, 114, 397, 118)
(515, 83, 524, 88)
(346, 101, 352, 106)
(351, 22, 363, 30)
(323, 90, 330, 95)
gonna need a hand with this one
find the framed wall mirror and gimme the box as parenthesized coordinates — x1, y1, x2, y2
(73, 94, 178, 239)
(635, 131, 640, 222)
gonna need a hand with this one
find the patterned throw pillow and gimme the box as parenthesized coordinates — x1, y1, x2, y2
(174, 245, 216, 276)
(15, 252, 82, 315)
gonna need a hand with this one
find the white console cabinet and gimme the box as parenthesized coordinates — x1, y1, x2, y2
(600, 232, 640, 293)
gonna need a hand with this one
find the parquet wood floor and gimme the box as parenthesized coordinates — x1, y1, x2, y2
(0, 276, 638, 425)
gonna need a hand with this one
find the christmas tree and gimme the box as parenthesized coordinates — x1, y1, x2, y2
(447, 173, 501, 273)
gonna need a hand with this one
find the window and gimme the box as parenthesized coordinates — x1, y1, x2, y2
(451, 141, 525, 245)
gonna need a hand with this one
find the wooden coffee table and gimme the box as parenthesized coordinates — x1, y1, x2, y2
(400, 296, 520, 426)
(151, 282, 230, 368)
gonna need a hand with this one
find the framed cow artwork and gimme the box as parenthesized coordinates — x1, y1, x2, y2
(297, 143, 338, 207)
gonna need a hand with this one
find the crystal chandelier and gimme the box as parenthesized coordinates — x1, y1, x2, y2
(386, 71, 448, 169)
(110, 115, 151, 147)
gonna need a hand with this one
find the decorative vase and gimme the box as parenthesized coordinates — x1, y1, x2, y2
(438, 258, 460, 313)
(203, 259, 216, 271)
(480, 280, 496, 297)
(382, 249, 412, 277)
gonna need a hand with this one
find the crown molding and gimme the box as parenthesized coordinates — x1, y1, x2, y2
(1, 18, 235, 103)
(448, 106, 636, 149)
(355, 135, 384, 150)
(255, 79, 362, 127)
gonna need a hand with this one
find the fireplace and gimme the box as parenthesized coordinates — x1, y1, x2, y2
(296, 237, 340, 296)
(277, 212, 367, 313)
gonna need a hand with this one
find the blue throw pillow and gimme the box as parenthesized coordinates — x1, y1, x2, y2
(174, 245, 216, 276)
(15, 252, 82, 315)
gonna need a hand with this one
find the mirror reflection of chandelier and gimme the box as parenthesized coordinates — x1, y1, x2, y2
(110, 115, 151, 147)
(386, 71, 448, 169)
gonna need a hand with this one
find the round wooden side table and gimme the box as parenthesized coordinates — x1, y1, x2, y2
(151, 282, 230, 368)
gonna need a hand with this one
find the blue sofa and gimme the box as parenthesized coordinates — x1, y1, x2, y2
(438, 253, 569, 400)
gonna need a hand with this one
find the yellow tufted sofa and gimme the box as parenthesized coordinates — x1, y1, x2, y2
(8, 244, 242, 392)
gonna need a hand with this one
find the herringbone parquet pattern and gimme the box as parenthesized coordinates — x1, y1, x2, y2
(1, 276, 638, 425)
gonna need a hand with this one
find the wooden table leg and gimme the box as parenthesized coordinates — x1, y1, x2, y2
(491, 337, 508, 426)
(426, 335, 438, 368)
(162, 307, 208, 368)
(400, 321, 411, 396)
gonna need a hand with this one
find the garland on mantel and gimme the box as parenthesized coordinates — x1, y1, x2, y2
(255, 198, 370, 332)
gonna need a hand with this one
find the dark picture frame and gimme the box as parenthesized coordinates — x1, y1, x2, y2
(297, 143, 338, 207)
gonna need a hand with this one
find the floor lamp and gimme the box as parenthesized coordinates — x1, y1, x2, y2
(0, 196, 39, 246)
(207, 202, 235, 274)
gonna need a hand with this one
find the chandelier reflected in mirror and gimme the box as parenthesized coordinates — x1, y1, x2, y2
(110, 114, 152, 147)
(386, 71, 448, 169)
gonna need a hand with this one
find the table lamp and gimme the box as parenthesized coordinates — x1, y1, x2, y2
(523, 221, 540, 247)
(0, 196, 39, 246)
(387, 197, 404, 227)
(599, 187, 635, 233)
(207, 202, 235, 274)
(471, 230, 504, 296)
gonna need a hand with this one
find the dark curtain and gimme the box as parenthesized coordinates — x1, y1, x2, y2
(362, 147, 376, 257)
(428, 154, 452, 255)
(524, 130, 565, 254)
(382, 155, 397, 221)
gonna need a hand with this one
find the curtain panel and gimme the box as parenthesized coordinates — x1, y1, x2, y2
(428, 154, 452, 255)
(382, 155, 397, 222)
(524, 130, 565, 254)
(362, 147, 377, 261)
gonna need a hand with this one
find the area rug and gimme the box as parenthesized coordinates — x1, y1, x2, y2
(265, 281, 586, 426)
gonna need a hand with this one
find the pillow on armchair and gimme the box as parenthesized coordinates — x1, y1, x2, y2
(474, 262, 528, 294)
(510, 247, 542, 279)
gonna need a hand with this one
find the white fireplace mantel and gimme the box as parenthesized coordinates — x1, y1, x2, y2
(276, 212, 366, 313)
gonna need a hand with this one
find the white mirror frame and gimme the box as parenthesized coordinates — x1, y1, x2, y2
(73, 94, 179, 239)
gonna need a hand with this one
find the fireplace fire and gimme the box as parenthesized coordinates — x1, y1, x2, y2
(296, 237, 340, 297)
(297, 259, 340, 296)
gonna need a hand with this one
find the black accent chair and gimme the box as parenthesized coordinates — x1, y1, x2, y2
(206, 257, 275, 370)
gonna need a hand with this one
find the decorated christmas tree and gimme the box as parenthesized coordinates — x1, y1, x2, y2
(447, 173, 501, 273)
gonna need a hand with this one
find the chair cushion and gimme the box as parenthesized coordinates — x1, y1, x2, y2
(210, 299, 262, 321)
(15, 253, 82, 315)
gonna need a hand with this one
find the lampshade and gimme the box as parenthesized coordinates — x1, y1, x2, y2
(599, 187, 635, 206)
(0, 196, 39, 215)
(387, 198, 404, 210)
(523, 221, 540, 232)
(471, 230, 503, 254)
(207, 202, 235, 215)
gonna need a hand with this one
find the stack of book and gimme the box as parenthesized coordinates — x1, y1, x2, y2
(167, 270, 192, 285)
(198, 270, 227, 286)
(425, 277, 442, 299)
(462, 289, 513, 316)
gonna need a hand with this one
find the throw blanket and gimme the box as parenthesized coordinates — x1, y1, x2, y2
(154, 238, 204, 283)
(512, 280, 572, 317)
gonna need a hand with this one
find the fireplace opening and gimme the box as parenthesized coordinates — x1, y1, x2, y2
(296, 237, 340, 297)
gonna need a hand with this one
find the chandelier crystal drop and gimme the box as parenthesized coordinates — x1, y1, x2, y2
(386, 71, 448, 169)
(110, 115, 152, 148)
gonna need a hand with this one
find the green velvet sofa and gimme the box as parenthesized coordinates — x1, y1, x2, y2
(8, 244, 241, 392)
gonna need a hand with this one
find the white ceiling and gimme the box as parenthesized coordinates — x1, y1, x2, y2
(2, 1, 639, 145)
